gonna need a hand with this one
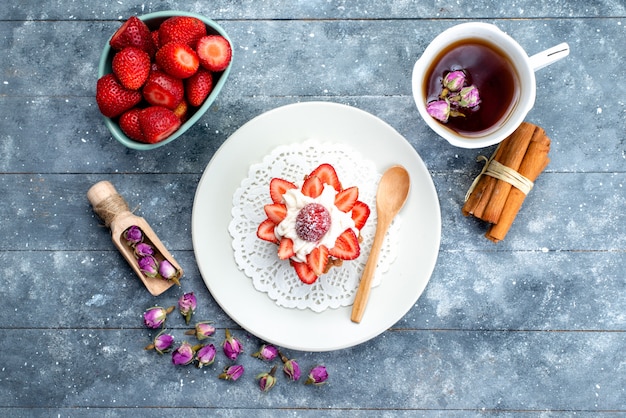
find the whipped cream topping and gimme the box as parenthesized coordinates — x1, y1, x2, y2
(275, 184, 357, 263)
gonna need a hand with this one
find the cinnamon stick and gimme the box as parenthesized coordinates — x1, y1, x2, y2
(461, 143, 505, 216)
(462, 122, 535, 218)
(486, 132, 551, 242)
(481, 124, 544, 224)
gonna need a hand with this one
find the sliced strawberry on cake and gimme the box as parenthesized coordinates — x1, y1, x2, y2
(278, 238, 295, 260)
(307, 245, 329, 277)
(264, 203, 288, 224)
(328, 229, 360, 260)
(351, 201, 371, 230)
(291, 260, 318, 285)
(269, 178, 297, 204)
(334, 186, 359, 212)
(256, 163, 370, 284)
(308, 163, 342, 192)
(256, 219, 279, 244)
(301, 175, 324, 199)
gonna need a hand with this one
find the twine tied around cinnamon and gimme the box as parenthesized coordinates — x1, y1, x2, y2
(92, 192, 134, 227)
(464, 147, 534, 202)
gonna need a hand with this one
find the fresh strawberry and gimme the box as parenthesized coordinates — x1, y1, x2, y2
(119, 108, 145, 142)
(301, 175, 324, 198)
(151, 30, 160, 50)
(156, 42, 200, 79)
(109, 16, 156, 56)
(309, 163, 342, 191)
(269, 178, 297, 204)
(185, 68, 213, 107)
(196, 35, 232, 72)
(172, 99, 188, 121)
(278, 238, 295, 260)
(291, 260, 318, 285)
(158, 16, 207, 48)
(307, 245, 329, 277)
(112, 46, 151, 90)
(329, 229, 360, 260)
(142, 70, 184, 109)
(351, 200, 370, 230)
(257, 219, 278, 243)
(295, 203, 331, 242)
(334, 186, 359, 212)
(96, 73, 142, 118)
(264, 203, 287, 224)
(138, 106, 181, 143)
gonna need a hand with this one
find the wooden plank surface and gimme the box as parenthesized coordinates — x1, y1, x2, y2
(0, 0, 624, 415)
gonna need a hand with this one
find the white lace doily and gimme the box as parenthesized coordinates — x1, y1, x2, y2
(228, 139, 401, 312)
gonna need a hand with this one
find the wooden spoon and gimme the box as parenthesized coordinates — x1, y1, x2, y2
(351, 165, 410, 323)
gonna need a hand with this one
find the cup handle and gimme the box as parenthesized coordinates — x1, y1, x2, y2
(529, 42, 570, 72)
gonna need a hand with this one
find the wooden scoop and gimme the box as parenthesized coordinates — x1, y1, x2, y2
(351, 165, 410, 323)
(87, 181, 183, 296)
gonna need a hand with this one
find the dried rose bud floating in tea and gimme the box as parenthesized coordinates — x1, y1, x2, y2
(424, 38, 520, 136)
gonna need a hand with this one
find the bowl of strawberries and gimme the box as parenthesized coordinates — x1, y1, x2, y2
(96, 11, 233, 150)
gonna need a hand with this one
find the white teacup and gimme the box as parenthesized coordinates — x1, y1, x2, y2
(412, 22, 569, 149)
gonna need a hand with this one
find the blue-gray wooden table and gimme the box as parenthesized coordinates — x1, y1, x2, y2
(1, 1, 624, 416)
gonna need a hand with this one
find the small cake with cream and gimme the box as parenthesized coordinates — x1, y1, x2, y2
(256, 163, 370, 284)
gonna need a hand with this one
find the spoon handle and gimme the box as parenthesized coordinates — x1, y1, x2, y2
(351, 219, 389, 323)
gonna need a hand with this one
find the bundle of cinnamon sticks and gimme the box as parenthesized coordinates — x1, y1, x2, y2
(462, 122, 551, 243)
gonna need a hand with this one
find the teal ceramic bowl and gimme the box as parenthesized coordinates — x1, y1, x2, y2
(98, 10, 233, 150)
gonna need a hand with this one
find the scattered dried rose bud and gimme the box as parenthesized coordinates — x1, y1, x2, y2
(145, 330, 175, 354)
(143, 306, 174, 329)
(195, 343, 216, 368)
(279, 351, 301, 381)
(138, 255, 158, 277)
(123, 225, 143, 245)
(218, 364, 244, 381)
(427, 99, 450, 123)
(442, 70, 466, 92)
(154, 332, 175, 354)
(222, 328, 244, 361)
(256, 365, 278, 392)
(252, 344, 278, 362)
(456, 85, 481, 108)
(159, 260, 181, 285)
(178, 292, 197, 325)
(171, 341, 195, 366)
(305, 365, 328, 386)
(185, 321, 216, 340)
(134, 242, 154, 258)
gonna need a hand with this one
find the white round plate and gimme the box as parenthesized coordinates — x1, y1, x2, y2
(192, 102, 441, 352)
